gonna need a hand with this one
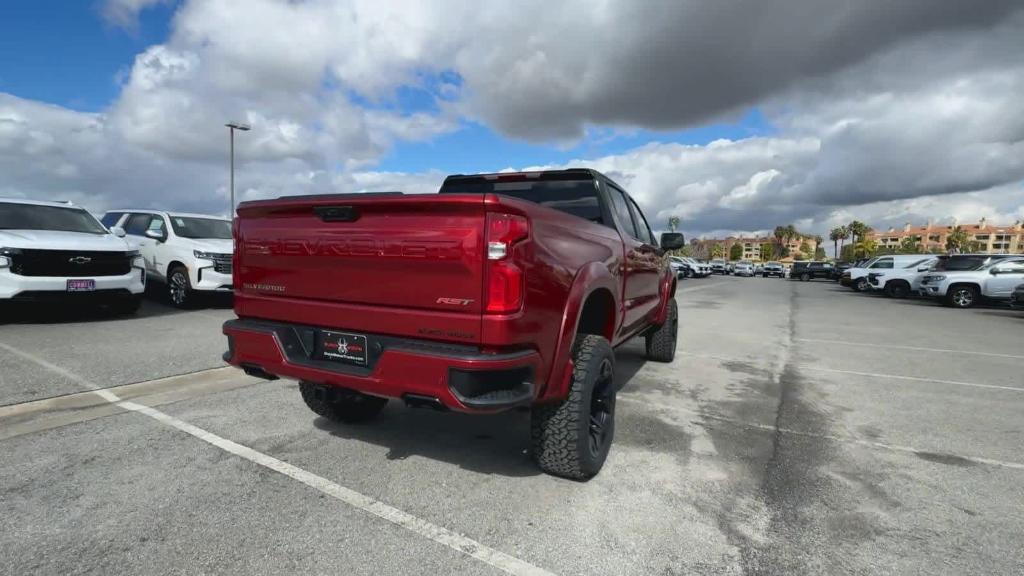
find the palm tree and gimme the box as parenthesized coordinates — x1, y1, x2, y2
(773, 225, 786, 248)
(848, 221, 866, 244)
(829, 227, 842, 259)
(668, 216, 680, 232)
(854, 238, 877, 259)
(946, 226, 970, 253)
(784, 225, 798, 251)
(838, 225, 850, 258)
(899, 236, 921, 254)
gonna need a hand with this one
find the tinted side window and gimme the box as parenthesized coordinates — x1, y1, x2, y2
(147, 216, 166, 233)
(124, 213, 152, 235)
(607, 187, 637, 239)
(100, 212, 125, 228)
(626, 197, 655, 245)
(870, 258, 894, 269)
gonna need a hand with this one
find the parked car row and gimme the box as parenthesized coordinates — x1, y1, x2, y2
(670, 256, 713, 278)
(841, 253, 1024, 309)
(0, 198, 233, 315)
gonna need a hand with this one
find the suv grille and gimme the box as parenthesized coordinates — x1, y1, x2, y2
(210, 253, 233, 274)
(7, 249, 133, 277)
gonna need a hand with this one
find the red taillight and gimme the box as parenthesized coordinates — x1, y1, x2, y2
(485, 213, 528, 314)
(231, 218, 241, 291)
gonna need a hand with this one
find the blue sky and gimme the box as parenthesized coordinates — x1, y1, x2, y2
(0, 1, 174, 111)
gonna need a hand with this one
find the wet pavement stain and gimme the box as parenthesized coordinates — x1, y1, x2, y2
(914, 451, 977, 468)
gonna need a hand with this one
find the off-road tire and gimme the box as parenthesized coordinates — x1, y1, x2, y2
(645, 299, 678, 362)
(945, 285, 978, 309)
(884, 281, 910, 299)
(299, 382, 388, 423)
(168, 266, 194, 309)
(531, 335, 616, 480)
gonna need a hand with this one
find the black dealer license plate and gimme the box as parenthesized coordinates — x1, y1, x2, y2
(317, 330, 368, 365)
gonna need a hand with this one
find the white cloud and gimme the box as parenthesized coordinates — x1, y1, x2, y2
(102, 0, 169, 28)
(2, 0, 1023, 240)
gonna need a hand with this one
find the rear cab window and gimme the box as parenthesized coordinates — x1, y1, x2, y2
(439, 173, 606, 225)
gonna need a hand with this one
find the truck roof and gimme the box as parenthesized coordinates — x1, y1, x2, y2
(0, 197, 79, 208)
(104, 209, 228, 220)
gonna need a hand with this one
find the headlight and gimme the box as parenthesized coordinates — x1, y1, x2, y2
(194, 250, 215, 260)
(132, 256, 146, 268)
(929, 275, 946, 282)
(0, 247, 18, 268)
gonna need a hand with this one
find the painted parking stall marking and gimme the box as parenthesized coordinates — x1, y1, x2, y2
(0, 341, 556, 576)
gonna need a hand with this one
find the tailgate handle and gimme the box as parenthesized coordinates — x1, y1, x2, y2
(314, 206, 360, 222)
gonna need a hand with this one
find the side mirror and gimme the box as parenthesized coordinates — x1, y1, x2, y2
(989, 267, 1001, 275)
(109, 226, 126, 238)
(660, 232, 685, 251)
(145, 229, 165, 242)
(917, 266, 930, 272)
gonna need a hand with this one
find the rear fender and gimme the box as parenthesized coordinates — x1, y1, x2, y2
(539, 262, 619, 402)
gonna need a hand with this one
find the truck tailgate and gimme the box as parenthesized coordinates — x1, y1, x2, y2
(235, 194, 485, 339)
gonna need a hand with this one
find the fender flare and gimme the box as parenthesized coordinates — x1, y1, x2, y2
(539, 262, 619, 401)
(651, 269, 677, 326)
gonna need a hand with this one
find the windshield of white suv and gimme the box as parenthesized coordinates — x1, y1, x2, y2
(935, 256, 996, 271)
(0, 202, 108, 235)
(170, 217, 232, 239)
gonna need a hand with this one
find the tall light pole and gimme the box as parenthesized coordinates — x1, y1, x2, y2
(225, 122, 251, 218)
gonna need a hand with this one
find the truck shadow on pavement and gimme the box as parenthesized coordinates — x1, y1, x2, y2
(313, 408, 542, 477)
(310, 345, 651, 478)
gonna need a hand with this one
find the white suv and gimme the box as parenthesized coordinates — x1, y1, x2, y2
(102, 210, 233, 308)
(918, 255, 1024, 308)
(841, 254, 933, 292)
(866, 256, 938, 298)
(1, 199, 145, 313)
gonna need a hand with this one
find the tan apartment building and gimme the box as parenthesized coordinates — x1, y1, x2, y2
(691, 235, 818, 262)
(868, 219, 1024, 254)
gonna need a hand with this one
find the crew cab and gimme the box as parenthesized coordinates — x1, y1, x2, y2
(222, 169, 682, 479)
(102, 210, 233, 308)
(1, 199, 145, 313)
(866, 256, 937, 298)
(918, 255, 1024, 308)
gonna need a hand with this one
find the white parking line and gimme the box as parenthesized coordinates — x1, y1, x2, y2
(620, 396, 1024, 471)
(677, 350, 1024, 393)
(679, 281, 729, 294)
(800, 365, 1024, 393)
(794, 337, 1024, 361)
(0, 341, 555, 576)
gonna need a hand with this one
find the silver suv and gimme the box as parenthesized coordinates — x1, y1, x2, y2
(918, 255, 1024, 308)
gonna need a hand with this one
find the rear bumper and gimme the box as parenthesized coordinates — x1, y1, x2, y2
(223, 318, 542, 413)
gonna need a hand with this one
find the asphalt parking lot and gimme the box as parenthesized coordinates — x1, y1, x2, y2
(2, 278, 1022, 575)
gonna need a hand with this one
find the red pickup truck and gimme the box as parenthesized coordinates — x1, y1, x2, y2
(223, 169, 683, 479)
